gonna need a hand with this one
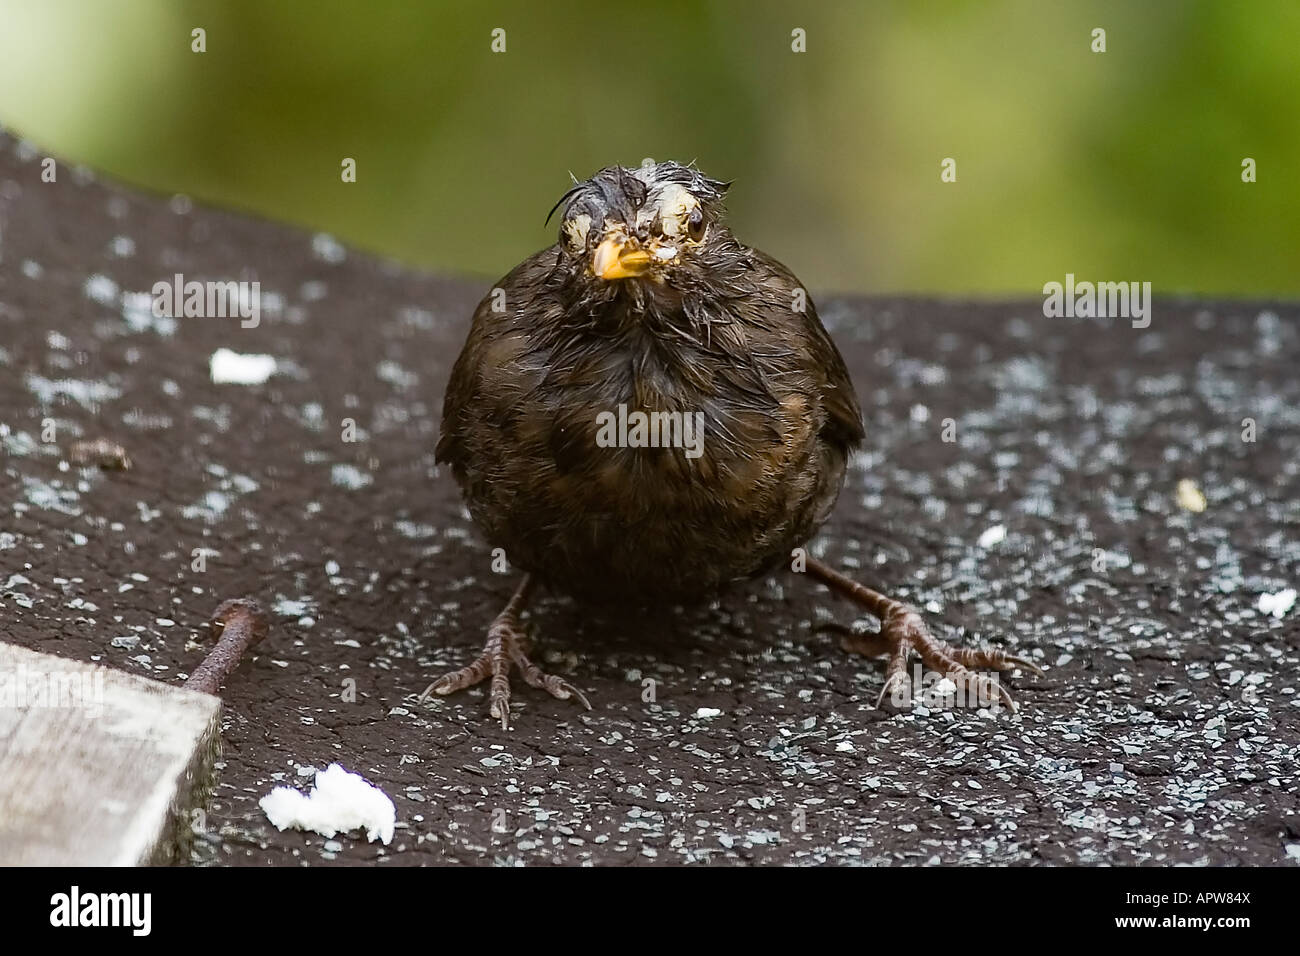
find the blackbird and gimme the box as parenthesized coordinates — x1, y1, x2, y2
(424, 160, 1039, 729)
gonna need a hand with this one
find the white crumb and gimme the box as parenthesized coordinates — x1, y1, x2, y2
(210, 348, 276, 385)
(693, 707, 722, 719)
(1258, 588, 1297, 619)
(259, 764, 396, 845)
(1176, 478, 1207, 513)
(977, 524, 1007, 548)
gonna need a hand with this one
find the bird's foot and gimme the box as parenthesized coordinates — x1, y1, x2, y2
(807, 558, 1042, 714)
(418, 577, 590, 730)
(840, 608, 1042, 713)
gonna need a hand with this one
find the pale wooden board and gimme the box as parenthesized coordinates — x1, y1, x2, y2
(0, 642, 221, 865)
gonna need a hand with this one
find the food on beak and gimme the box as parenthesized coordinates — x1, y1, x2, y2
(592, 235, 653, 280)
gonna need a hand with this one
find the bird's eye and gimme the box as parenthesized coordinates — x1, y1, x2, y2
(686, 206, 706, 241)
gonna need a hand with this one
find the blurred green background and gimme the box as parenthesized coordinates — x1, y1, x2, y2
(0, 0, 1296, 295)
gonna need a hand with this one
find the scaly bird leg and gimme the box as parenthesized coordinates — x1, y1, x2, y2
(804, 557, 1042, 713)
(418, 575, 591, 730)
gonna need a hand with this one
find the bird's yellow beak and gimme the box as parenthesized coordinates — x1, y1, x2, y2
(592, 235, 653, 280)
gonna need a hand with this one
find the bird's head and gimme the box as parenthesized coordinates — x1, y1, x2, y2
(548, 161, 732, 287)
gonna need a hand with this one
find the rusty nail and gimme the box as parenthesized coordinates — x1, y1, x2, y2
(185, 598, 269, 696)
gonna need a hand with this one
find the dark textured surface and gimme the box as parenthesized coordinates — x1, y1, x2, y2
(1, 128, 1298, 866)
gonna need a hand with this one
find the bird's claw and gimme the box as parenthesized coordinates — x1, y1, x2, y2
(846, 604, 1039, 715)
(420, 613, 590, 730)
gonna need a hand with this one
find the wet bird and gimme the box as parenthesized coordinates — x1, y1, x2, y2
(424, 161, 1039, 729)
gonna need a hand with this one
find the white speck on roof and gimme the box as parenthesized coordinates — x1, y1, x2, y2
(312, 233, 346, 264)
(331, 463, 373, 490)
(274, 597, 315, 617)
(210, 348, 276, 385)
(83, 273, 119, 306)
(123, 291, 177, 336)
(25, 373, 122, 409)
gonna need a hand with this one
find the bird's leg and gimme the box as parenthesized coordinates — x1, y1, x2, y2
(418, 575, 591, 730)
(804, 557, 1042, 713)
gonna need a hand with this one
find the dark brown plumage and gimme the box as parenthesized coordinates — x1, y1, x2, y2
(424, 161, 1039, 729)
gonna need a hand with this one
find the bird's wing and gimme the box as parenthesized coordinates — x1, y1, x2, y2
(748, 249, 866, 452)
(433, 299, 484, 468)
(436, 251, 553, 468)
